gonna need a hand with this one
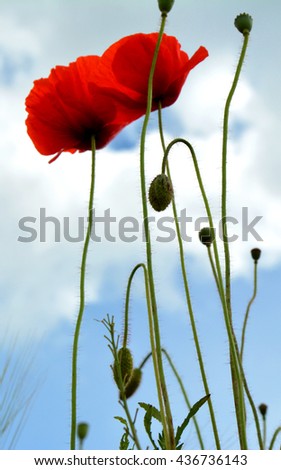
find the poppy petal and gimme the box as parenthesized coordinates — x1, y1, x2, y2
(25, 56, 138, 157)
(101, 32, 208, 110)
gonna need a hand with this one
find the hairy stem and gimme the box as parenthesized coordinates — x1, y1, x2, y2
(70, 136, 96, 450)
(139, 12, 175, 449)
(220, 32, 250, 449)
(158, 106, 221, 449)
(240, 261, 258, 361)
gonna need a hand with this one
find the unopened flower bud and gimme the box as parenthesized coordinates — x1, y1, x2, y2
(158, 0, 175, 14)
(113, 347, 133, 387)
(251, 248, 261, 263)
(234, 13, 253, 35)
(149, 174, 173, 212)
(258, 403, 268, 419)
(77, 422, 89, 441)
(199, 227, 215, 247)
(121, 368, 142, 400)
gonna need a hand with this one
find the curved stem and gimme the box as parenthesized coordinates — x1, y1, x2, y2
(70, 136, 96, 450)
(122, 264, 143, 349)
(161, 137, 225, 306)
(139, 12, 175, 449)
(161, 137, 249, 448)
(269, 426, 281, 450)
(167, 178, 221, 449)
(161, 138, 224, 298)
(240, 261, 258, 361)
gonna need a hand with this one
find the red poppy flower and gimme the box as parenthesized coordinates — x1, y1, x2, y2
(100, 33, 208, 111)
(25, 56, 143, 161)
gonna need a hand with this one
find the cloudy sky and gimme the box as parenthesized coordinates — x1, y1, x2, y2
(1, 0, 281, 450)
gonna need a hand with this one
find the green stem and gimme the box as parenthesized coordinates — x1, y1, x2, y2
(141, 264, 168, 446)
(139, 349, 205, 449)
(120, 393, 141, 450)
(162, 349, 205, 450)
(207, 247, 222, 298)
(139, 12, 175, 449)
(122, 264, 142, 349)
(221, 32, 250, 449)
(161, 138, 224, 299)
(167, 171, 221, 449)
(262, 416, 267, 449)
(207, 247, 263, 449)
(221, 32, 250, 298)
(158, 107, 221, 449)
(103, 316, 141, 450)
(240, 261, 258, 361)
(70, 136, 96, 450)
(122, 263, 166, 440)
(269, 426, 281, 450)
(161, 137, 248, 448)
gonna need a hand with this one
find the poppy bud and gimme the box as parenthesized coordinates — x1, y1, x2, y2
(157, 0, 175, 13)
(199, 227, 215, 247)
(77, 422, 89, 441)
(113, 347, 133, 387)
(149, 174, 174, 212)
(121, 368, 142, 400)
(258, 403, 268, 419)
(251, 248, 261, 263)
(234, 13, 253, 35)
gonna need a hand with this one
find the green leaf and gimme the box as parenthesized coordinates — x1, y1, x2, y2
(114, 416, 128, 427)
(119, 431, 130, 450)
(158, 430, 166, 450)
(115, 416, 130, 450)
(175, 394, 210, 446)
(139, 402, 161, 449)
(139, 402, 161, 422)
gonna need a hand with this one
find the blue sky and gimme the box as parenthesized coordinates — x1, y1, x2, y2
(1, 0, 281, 450)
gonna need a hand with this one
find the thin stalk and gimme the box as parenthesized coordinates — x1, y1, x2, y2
(122, 263, 165, 443)
(161, 137, 247, 448)
(141, 263, 170, 447)
(161, 138, 224, 300)
(139, 350, 205, 449)
(167, 165, 221, 448)
(261, 416, 267, 449)
(221, 32, 250, 449)
(221, 32, 250, 302)
(240, 261, 258, 361)
(70, 136, 96, 450)
(269, 426, 281, 450)
(158, 106, 221, 449)
(122, 264, 144, 349)
(207, 247, 263, 449)
(162, 349, 205, 450)
(115, 362, 141, 449)
(120, 394, 141, 450)
(103, 316, 141, 450)
(207, 247, 223, 298)
(139, 12, 175, 449)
